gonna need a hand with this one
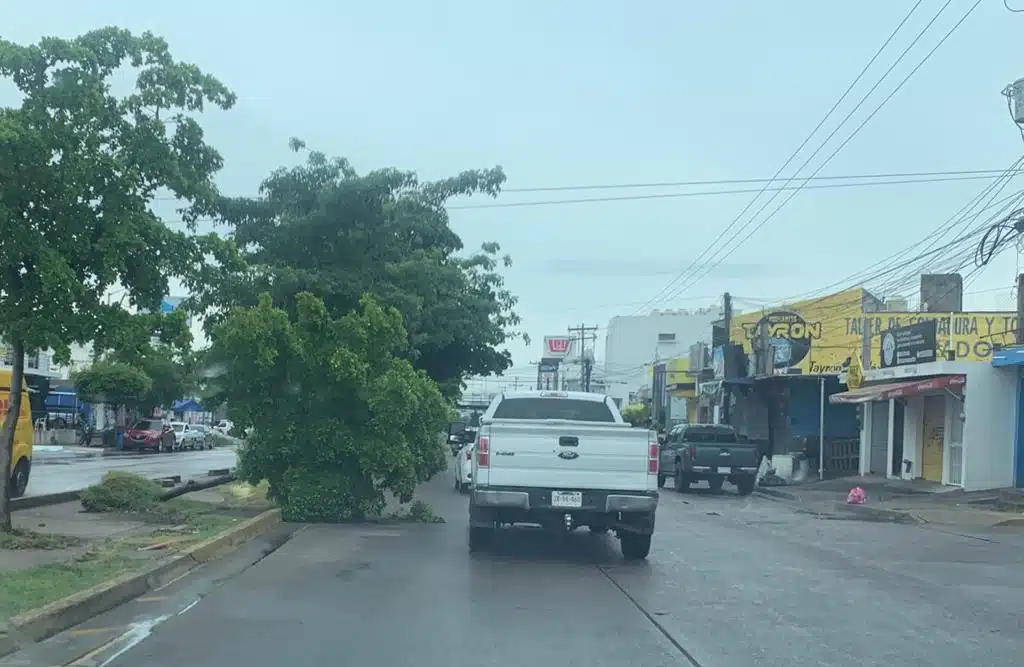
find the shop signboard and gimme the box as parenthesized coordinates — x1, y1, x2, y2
(880, 320, 938, 368)
(731, 288, 1016, 374)
(542, 335, 572, 360)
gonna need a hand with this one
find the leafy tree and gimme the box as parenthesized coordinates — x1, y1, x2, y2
(92, 310, 193, 364)
(196, 143, 526, 399)
(73, 361, 153, 410)
(93, 309, 197, 417)
(620, 403, 649, 427)
(123, 347, 197, 417)
(0, 28, 234, 530)
(210, 292, 450, 521)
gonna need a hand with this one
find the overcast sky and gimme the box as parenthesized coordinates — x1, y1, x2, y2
(4, 1, 1023, 388)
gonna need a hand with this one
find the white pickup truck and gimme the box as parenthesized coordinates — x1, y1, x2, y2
(468, 391, 659, 560)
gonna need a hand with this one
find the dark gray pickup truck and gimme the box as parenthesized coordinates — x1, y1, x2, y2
(658, 424, 759, 495)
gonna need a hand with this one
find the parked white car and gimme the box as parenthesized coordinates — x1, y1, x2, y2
(454, 444, 474, 493)
(167, 421, 189, 450)
(212, 419, 234, 435)
(168, 422, 205, 451)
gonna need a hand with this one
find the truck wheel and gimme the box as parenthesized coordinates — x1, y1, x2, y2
(9, 459, 30, 498)
(620, 532, 652, 560)
(673, 466, 691, 493)
(737, 477, 756, 496)
(468, 526, 494, 552)
(708, 477, 724, 492)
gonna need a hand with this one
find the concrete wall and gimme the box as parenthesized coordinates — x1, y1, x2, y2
(603, 309, 719, 404)
(962, 363, 1017, 491)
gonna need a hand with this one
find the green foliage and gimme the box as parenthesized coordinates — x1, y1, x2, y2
(0, 28, 234, 362)
(73, 361, 152, 407)
(196, 142, 526, 398)
(0, 27, 234, 527)
(620, 403, 650, 427)
(115, 346, 197, 416)
(213, 292, 450, 522)
(80, 471, 165, 513)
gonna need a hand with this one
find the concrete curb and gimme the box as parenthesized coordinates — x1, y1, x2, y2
(993, 515, 1024, 527)
(3, 508, 281, 654)
(10, 490, 82, 512)
(829, 501, 920, 524)
(754, 487, 800, 502)
(14, 476, 188, 512)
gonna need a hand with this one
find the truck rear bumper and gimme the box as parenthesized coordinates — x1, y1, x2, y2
(472, 486, 658, 513)
(691, 465, 758, 475)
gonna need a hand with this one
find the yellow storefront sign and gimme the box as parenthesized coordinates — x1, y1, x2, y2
(731, 288, 1017, 374)
(846, 352, 864, 389)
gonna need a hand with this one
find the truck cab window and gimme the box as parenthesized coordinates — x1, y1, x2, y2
(492, 398, 615, 422)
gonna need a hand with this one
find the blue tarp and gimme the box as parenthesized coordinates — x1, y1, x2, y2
(45, 390, 88, 415)
(172, 398, 204, 412)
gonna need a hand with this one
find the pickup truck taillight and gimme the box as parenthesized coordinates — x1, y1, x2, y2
(477, 437, 489, 468)
(648, 441, 659, 474)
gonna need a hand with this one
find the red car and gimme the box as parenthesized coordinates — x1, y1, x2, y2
(124, 419, 175, 453)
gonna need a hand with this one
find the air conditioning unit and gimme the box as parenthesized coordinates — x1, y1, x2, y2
(885, 296, 908, 312)
(1012, 78, 1024, 124)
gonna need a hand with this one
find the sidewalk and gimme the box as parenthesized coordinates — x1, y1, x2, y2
(31, 445, 103, 464)
(757, 476, 1024, 528)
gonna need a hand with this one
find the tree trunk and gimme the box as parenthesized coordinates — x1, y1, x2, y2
(0, 338, 26, 532)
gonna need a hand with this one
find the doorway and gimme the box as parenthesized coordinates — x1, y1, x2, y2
(869, 401, 888, 475)
(921, 395, 946, 482)
(891, 400, 905, 477)
(1016, 377, 1024, 488)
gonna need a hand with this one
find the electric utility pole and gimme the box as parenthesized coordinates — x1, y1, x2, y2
(567, 324, 598, 391)
(721, 293, 733, 424)
(1017, 274, 1024, 344)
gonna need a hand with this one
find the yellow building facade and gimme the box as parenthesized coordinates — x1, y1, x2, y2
(730, 288, 1017, 374)
(648, 357, 698, 422)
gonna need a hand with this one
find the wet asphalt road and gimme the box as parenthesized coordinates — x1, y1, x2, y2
(26, 448, 238, 496)
(97, 464, 1023, 667)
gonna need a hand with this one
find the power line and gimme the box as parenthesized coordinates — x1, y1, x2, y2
(627, 0, 929, 316)
(154, 169, 1024, 219)
(649, 0, 982, 310)
(444, 172, 1019, 211)
(490, 168, 1018, 194)
(768, 173, 1024, 306)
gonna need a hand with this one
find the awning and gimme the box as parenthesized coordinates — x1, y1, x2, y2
(992, 346, 1024, 367)
(830, 374, 965, 404)
(828, 384, 887, 404)
(171, 398, 205, 412)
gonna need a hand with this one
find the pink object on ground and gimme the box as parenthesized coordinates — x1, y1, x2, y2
(846, 487, 867, 504)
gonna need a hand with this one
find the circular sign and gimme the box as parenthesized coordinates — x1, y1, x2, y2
(881, 331, 896, 367)
(753, 310, 815, 369)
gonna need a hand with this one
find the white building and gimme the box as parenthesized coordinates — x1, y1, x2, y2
(831, 360, 1016, 491)
(0, 343, 94, 380)
(603, 307, 719, 406)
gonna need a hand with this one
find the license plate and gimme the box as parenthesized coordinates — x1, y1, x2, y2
(717, 466, 731, 474)
(551, 491, 582, 508)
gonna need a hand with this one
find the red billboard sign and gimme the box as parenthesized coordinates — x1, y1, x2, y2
(543, 336, 572, 359)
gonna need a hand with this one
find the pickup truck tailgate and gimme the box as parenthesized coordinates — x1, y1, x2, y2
(693, 442, 760, 470)
(481, 421, 652, 491)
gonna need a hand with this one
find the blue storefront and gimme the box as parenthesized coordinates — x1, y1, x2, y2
(991, 345, 1024, 488)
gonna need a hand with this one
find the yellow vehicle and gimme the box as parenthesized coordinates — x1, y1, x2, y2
(1, 369, 33, 498)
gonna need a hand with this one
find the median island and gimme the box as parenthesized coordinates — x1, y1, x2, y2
(0, 472, 275, 654)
